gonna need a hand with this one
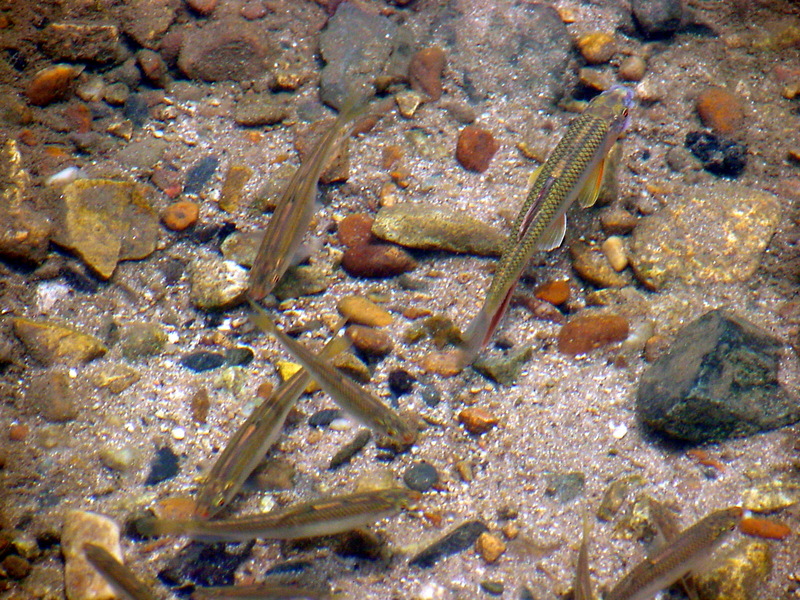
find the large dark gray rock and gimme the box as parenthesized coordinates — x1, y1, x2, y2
(631, 0, 682, 39)
(636, 310, 800, 443)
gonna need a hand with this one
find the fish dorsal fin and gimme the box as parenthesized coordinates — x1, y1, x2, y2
(536, 213, 566, 251)
(577, 156, 606, 209)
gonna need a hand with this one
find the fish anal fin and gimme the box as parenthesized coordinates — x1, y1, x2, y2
(577, 157, 605, 209)
(536, 213, 566, 251)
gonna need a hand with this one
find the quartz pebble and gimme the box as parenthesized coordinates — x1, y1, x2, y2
(602, 236, 628, 271)
(456, 125, 499, 173)
(61, 511, 122, 600)
(557, 313, 629, 355)
(189, 257, 248, 311)
(458, 407, 498, 435)
(476, 532, 506, 563)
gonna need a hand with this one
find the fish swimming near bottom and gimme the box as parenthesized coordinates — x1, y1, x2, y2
(82, 543, 157, 600)
(137, 487, 418, 542)
(459, 86, 635, 366)
(604, 506, 742, 600)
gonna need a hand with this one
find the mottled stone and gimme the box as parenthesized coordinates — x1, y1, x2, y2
(178, 18, 277, 82)
(458, 407, 498, 435)
(137, 49, 171, 87)
(696, 540, 771, 600)
(219, 164, 253, 212)
(408, 47, 446, 101)
(162, 200, 199, 231)
(189, 257, 248, 311)
(571, 240, 633, 288)
(61, 511, 122, 600)
(273, 265, 331, 301)
(184, 155, 219, 195)
(685, 131, 746, 178)
(456, 125, 499, 173)
(629, 184, 780, 290)
(41, 23, 122, 63)
(372, 204, 504, 256)
(347, 325, 393, 357)
(619, 55, 647, 81)
(637, 310, 799, 443)
(473, 345, 533, 386)
(333, 351, 372, 384)
(12, 318, 107, 367)
(26, 369, 78, 422)
(220, 230, 259, 266)
(403, 461, 439, 492)
(576, 32, 616, 64)
(476, 532, 506, 564)
(120, 0, 177, 49)
(53, 179, 159, 280)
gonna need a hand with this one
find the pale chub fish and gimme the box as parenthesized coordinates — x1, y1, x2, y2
(459, 86, 635, 366)
(248, 97, 368, 301)
(605, 506, 742, 600)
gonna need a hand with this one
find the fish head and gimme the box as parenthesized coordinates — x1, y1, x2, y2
(588, 86, 635, 137)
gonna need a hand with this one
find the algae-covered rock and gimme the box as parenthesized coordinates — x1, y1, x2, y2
(273, 265, 331, 301)
(372, 204, 505, 256)
(119, 322, 167, 360)
(53, 179, 158, 279)
(696, 540, 772, 600)
(12, 317, 107, 366)
(473, 345, 533, 386)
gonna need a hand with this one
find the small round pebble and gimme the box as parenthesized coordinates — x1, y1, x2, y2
(476, 532, 506, 563)
(388, 369, 415, 396)
(241, 0, 267, 19)
(403, 461, 439, 492)
(420, 383, 442, 407)
(162, 200, 199, 231)
(341, 243, 417, 278)
(3, 554, 32, 580)
(456, 125, 499, 173)
(187, 0, 217, 15)
(225, 346, 255, 366)
(576, 32, 616, 64)
(458, 407, 499, 435)
(9, 423, 28, 441)
(619, 55, 647, 81)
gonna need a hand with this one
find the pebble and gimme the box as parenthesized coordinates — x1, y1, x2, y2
(409, 520, 489, 568)
(456, 125, 499, 173)
(403, 461, 439, 492)
(241, 1, 268, 20)
(178, 20, 276, 82)
(120, 322, 167, 360)
(61, 511, 122, 600)
(158, 541, 253, 589)
(372, 204, 505, 257)
(533, 280, 570, 305)
(3, 555, 31, 580)
(189, 257, 248, 311)
(480, 581, 505, 596)
(629, 183, 780, 289)
(181, 351, 226, 373)
(9, 423, 28, 441)
(137, 49, 170, 88)
(329, 429, 371, 469)
(219, 164, 253, 213)
(476, 532, 506, 564)
(597, 475, 645, 521)
(103, 81, 129, 105)
(696, 541, 771, 600)
(420, 383, 441, 408)
(420, 350, 463, 377)
(162, 200, 199, 231)
(600, 205, 638, 235)
(233, 92, 289, 127)
(388, 369, 415, 396)
(458, 407, 499, 435)
(98, 445, 138, 472)
(145, 446, 180, 485)
(273, 265, 331, 301)
(570, 240, 632, 288)
(338, 213, 375, 248)
(26, 63, 82, 106)
(187, 0, 216, 15)
(578, 67, 613, 92)
(696, 87, 744, 135)
(637, 310, 798, 443)
(408, 46, 447, 101)
(53, 179, 159, 279)
(184, 155, 219, 195)
(337, 296, 393, 327)
(395, 90, 424, 119)
(309, 408, 342, 428)
(544, 471, 585, 503)
(631, 0, 682, 38)
(342, 240, 417, 279)
(742, 480, 800, 513)
(26, 369, 78, 422)
(473, 345, 533, 386)
(12, 317, 107, 367)
(346, 325, 393, 358)
(41, 23, 122, 64)
(619, 55, 647, 81)
(685, 131, 747, 178)
(225, 347, 254, 367)
(557, 313, 629, 356)
(576, 32, 616, 64)
(602, 236, 628, 271)
(191, 388, 211, 423)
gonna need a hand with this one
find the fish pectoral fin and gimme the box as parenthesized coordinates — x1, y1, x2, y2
(535, 213, 567, 251)
(527, 164, 545, 186)
(577, 156, 606, 208)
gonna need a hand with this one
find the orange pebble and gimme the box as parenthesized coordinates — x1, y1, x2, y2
(740, 516, 792, 540)
(153, 496, 197, 520)
(162, 200, 199, 231)
(9, 423, 29, 441)
(18, 129, 38, 146)
(534, 279, 570, 305)
(687, 448, 726, 471)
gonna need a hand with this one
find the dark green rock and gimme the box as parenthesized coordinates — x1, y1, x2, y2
(636, 309, 799, 443)
(409, 520, 488, 568)
(481, 581, 505, 596)
(473, 345, 534, 386)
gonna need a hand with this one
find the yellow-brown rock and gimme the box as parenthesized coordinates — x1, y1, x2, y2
(577, 32, 616, 64)
(337, 296, 393, 327)
(12, 318, 107, 367)
(476, 532, 506, 563)
(26, 64, 82, 106)
(61, 511, 122, 600)
(696, 87, 744, 135)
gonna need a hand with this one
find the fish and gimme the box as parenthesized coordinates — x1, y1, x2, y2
(137, 487, 418, 542)
(646, 498, 700, 600)
(248, 300, 417, 446)
(574, 515, 594, 600)
(605, 506, 742, 600)
(82, 543, 158, 600)
(247, 96, 368, 301)
(192, 583, 329, 600)
(194, 321, 351, 520)
(459, 86, 635, 366)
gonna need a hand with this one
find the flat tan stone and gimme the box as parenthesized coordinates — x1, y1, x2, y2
(12, 317, 107, 367)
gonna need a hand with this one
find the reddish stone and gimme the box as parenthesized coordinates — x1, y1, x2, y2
(187, 0, 217, 16)
(408, 47, 446, 101)
(341, 243, 416, 278)
(338, 213, 376, 248)
(696, 87, 744, 136)
(26, 64, 81, 106)
(137, 49, 170, 88)
(151, 166, 183, 199)
(241, 0, 268, 19)
(456, 125, 499, 173)
(557, 313, 629, 356)
(534, 280, 570, 305)
(162, 200, 199, 231)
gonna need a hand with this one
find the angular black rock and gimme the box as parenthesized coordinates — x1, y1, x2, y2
(158, 541, 253, 592)
(637, 309, 799, 443)
(685, 131, 747, 178)
(387, 369, 415, 396)
(145, 446, 180, 485)
(409, 520, 488, 568)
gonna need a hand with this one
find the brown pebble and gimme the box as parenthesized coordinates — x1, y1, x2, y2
(534, 280, 570, 306)
(576, 32, 616, 64)
(420, 350, 463, 377)
(403, 306, 433, 320)
(557, 313, 629, 356)
(338, 296, 394, 327)
(2, 555, 32, 580)
(151, 167, 182, 199)
(408, 46, 447, 101)
(619, 55, 646, 81)
(696, 87, 744, 135)
(458, 407, 498, 435)
(9, 423, 28, 441)
(476, 532, 506, 563)
(162, 200, 199, 231)
(501, 523, 519, 540)
(256, 381, 274, 400)
(154, 496, 197, 520)
(241, 0, 268, 19)
(187, 0, 217, 15)
(644, 334, 669, 363)
(26, 64, 82, 106)
(342, 243, 417, 278)
(137, 49, 170, 88)
(346, 325, 394, 357)
(190, 388, 210, 424)
(456, 125, 499, 173)
(338, 213, 376, 248)
(600, 206, 638, 235)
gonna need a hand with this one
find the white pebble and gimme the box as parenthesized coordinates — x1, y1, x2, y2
(611, 423, 628, 439)
(171, 427, 186, 440)
(602, 236, 628, 271)
(329, 418, 353, 431)
(44, 166, 83, 187)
